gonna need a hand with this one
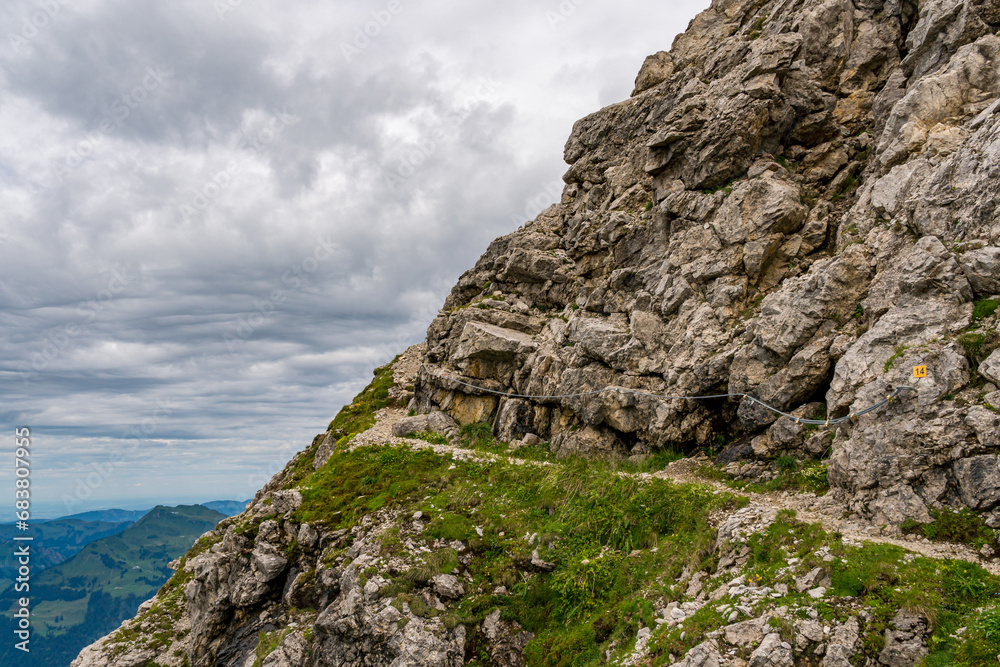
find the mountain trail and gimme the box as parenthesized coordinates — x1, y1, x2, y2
(349, 371, 1000, 576)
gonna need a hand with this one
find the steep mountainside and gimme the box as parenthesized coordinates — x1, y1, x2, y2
(415, 0, 1000, 526)
(71, 0, 1000, 665)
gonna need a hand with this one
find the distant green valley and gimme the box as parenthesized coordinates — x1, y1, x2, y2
(0, 503, 244, 666)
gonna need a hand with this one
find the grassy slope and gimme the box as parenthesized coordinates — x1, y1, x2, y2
(0, 518, 135, 590)
(126, 359, 1000, 666)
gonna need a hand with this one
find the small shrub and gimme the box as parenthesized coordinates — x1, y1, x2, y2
(548, 552, 622, 620)
(972, 298, 999, 323)
(959, 331, 1000, 367)
(458, 422, 499, 451)
(424, 514, 474, 541)
(776, 455, 798, 473)
(902, 508, 1000, 552)
(884, 345, 910, 372)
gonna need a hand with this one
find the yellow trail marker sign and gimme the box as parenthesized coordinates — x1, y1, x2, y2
(913, 365, 927, 378)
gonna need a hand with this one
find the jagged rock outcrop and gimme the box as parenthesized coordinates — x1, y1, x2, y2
(415, 0, 1000, 525)
(73, 479, 467, 667)
(73, 0, 1000, 665)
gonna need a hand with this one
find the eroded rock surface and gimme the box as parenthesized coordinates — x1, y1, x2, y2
(414, 0, 1000, 525)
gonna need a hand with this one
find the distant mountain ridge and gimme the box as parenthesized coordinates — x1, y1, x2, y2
(35, 509, 151, 524)
(0, 519, 133, 587)
(0, 501, 250, 590)
(7, 499, 251, 525)
(201, 499, 250, 516)
(0, 504, 227, 667)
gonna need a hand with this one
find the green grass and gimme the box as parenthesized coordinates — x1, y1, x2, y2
(253, 627, 293, 667)
(295, 446, 452, 528)
(292, 442, 743, 664)
(900, 508, 999, 552)
(972, 298, 999, 323)
(959, 331, 1000, 367)
(405, 430, 450, 445)
(702, 458, 830, 496)
(883, 344, 911, 372)
(831, 174, 859, 201)
(701, 182, 735, 196)
(774, 155, 798, 172)
(325, 357, 398, 441)
(748, 13, 768, 39)
(613, 449, 685, 474)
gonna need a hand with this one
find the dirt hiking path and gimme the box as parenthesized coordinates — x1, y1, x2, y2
(352, 344, 1000, 575)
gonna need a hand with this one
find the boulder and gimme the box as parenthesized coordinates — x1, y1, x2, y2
(823, 618, 860, 666)
(981, 349, 1000, 385)
(391, 411, 459, 439)
(879, 610, 928, 667)
(959, 246, 1000, 296)
(749, 633, 794, 667)
(431, 574, 465, 600)
(251, 542, 288, 582)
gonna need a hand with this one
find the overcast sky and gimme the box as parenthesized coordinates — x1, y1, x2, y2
(0, 0, 708, 518)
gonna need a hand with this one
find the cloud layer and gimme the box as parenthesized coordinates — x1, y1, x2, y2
(0, 0, 707, 517)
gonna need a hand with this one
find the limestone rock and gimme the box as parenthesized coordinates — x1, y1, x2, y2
(954, 456, 1000, 510)
(749, 633, 794, 667)
(795, 567, 831, 593)
(823, 617, 860, 667)
(313, 431, 337, 469)
(391, 411, 459, 439)
(431, 574, 465, 600)
(981, 349, 1000, 385)
(633, 51, 674, 95)
(959, 246, 1000, 296)
(251, 542, 288, 582)
(723, 616, 768, 646)
(879, 610, 928, 666)
(676, 639, 722, 667)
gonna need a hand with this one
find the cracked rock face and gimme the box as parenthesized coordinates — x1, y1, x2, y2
(70, 1, 1000, 666)
(416, 0, 1000, 525)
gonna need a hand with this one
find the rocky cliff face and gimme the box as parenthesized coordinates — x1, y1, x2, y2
(416, 0, 1000, 526)
(73, 0, 1000, 665)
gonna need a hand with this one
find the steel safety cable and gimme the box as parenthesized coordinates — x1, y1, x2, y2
(420, 364, 917, 427)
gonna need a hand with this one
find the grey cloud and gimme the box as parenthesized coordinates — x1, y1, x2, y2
(0, 0, 710, 516)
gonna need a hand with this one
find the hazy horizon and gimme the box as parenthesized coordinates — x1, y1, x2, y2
(8, 496, 252, 522)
